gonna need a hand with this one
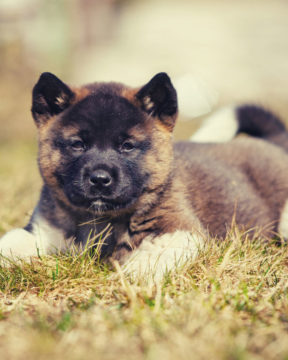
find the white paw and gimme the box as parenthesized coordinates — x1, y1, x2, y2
(0, 228, 41, 261)
(122, 230, 204, 282)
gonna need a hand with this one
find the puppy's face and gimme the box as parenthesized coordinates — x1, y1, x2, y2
(41, 93, 150, 213)
(32, 73, 177, 214)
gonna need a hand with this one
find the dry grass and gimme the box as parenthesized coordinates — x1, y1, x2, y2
(1, 141, 288, 360)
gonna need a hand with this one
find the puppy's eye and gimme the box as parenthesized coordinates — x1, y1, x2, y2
(70, 139, 86, 151)
(120, 140, 135, 152)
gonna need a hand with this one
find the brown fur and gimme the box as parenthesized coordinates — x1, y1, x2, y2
(121, 87, 140, 105)
(71, 86, 91, 103)
(112, 136, 288, 262)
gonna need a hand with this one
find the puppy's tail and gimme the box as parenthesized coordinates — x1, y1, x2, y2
(190, 105, 288, 150)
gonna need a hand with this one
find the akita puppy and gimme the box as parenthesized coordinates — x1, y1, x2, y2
(1, 72, 288, 279)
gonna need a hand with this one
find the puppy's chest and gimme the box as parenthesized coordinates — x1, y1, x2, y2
(73, 193, 202, 261)
(73, 214, 150, 258)
(74, 218, 115, 257)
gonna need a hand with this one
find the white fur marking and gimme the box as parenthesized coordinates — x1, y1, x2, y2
(31, 213, 70, 254)
(122, 231, 204, 282)
(278, 200, 288, 239)
(0, 211, 71, 262)
(190, 106, 238, 143)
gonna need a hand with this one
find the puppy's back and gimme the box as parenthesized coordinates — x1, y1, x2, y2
(173, 138, 288, 237)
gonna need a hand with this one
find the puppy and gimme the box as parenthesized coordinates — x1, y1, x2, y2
(1, 72, 288, 279)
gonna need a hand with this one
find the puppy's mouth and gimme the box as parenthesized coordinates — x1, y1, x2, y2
(91, 196, 137, 213)
(66, 185, 142, 214)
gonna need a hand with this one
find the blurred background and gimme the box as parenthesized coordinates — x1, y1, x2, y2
(1, 0, 288, 142)
(0, 0, 288, 231)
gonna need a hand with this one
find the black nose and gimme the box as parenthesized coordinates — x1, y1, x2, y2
(89, 170, 113, 187)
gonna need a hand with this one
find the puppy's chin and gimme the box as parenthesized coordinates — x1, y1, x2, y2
(92, 199, 115, 214)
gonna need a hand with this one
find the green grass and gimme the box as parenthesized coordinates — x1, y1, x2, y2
(1, 141, 288, 360)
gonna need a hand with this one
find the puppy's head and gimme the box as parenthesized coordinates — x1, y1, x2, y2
(32, 72, 177, 214)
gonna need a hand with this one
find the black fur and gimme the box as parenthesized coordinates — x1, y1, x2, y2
(136, 72, 177, 122)
(24, 222, 33, 233)
(236, 105, 286, 138)
(32, 72, 74, 124)
(236, 105, 288, 151)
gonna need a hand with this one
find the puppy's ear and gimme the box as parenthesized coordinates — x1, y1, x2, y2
(136, 72, 178, 130)
(31, 72, 74, 126)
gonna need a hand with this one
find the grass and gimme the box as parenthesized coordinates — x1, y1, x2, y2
(1, 141, 288, 360)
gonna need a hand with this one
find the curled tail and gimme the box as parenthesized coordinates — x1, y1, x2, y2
(191, 104, 288, 150)
(236, 105, 286, 139)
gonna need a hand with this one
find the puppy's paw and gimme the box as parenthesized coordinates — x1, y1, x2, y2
(122, 231, 204, 282)
(0, 228, 40, 261)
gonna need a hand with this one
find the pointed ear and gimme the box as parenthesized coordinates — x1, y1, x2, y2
(31, 72, 75, 126)
(135, 72, 178, 130)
